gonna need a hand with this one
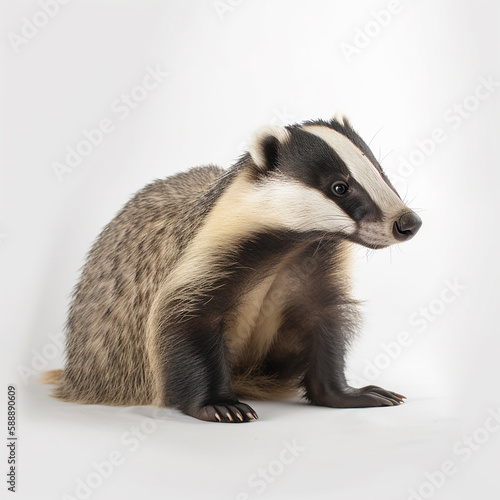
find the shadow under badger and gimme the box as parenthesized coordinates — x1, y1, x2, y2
(43, 115, 422, 423)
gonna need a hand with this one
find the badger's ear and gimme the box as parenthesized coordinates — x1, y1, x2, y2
(249, 125, 291, 171)
(334, 110, 351, 128)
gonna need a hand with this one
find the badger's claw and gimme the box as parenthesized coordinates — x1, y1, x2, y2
(310, 385, 406, 408)
(186, 402, 258, 423)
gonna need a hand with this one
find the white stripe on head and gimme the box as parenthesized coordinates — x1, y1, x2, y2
(251, 173, 356, 234)
(191, 172, 356, 243)
(302, 125, 406, 218)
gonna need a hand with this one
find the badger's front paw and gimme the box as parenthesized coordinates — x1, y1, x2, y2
(185, 401, 259, 423)
(350, 385, 405, 407)
(311, 385, 406, 408)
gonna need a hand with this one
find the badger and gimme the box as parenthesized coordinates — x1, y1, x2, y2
(43, 114, 422, 423)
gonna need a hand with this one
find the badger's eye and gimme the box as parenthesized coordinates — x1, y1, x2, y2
(332, 181, 349, 196)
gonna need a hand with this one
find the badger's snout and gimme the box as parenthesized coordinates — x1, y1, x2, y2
(392, 212, 422, 241)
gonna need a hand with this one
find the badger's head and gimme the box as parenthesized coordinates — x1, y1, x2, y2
(247, 115, 422, 249)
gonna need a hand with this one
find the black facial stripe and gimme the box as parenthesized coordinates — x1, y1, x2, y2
(286, 128, 383, 222)
(337, 177, 383, 222)
(263, 126, 386, 223)
(298, 118, 401, 198)
(277, 128, 351, 187)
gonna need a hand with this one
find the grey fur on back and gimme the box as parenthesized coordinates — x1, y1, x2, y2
(55, 165, 227, 405)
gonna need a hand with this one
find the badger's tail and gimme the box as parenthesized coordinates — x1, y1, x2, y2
(40, 369, 63, 386)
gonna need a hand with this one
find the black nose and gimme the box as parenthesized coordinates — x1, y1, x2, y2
(393, 212, 422, 241)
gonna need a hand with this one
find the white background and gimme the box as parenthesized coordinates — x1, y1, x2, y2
(1, 0, 500, 499)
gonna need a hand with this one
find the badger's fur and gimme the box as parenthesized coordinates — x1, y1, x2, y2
(44, 116, 422, 423)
